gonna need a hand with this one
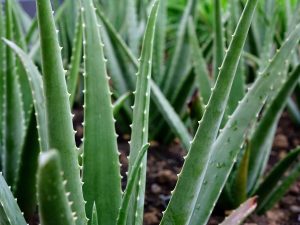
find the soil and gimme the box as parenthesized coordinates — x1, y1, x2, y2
(72, 110, 300, 225)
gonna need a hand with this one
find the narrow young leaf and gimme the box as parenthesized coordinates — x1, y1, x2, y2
(127, 2, 159, 224)
(213, 0, 225, 79)
(117, 144, 150, 225)
(80, 0, 122, 223)
(67, 12, 83, 107)
(256, 146, 300, 213)
(36, 0, 86, 223)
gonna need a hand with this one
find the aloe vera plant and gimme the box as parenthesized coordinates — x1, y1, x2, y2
(0, 0, 300, 225)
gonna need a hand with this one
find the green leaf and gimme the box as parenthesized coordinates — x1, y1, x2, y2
(117, 144, 149, 225)
(248, 65, 300, 194)
(160, 0, 259, 224)
(0, 173, 27, 225)
(96, 6, 191, 150)
(127, 2, 159, 224)
(188, 24, 300, 225)
(67, 11, 83, 107)
(213, 0, 225, 79)
(36, 0, 86, 223)
(91, 203, 98, 225)
(37, 150, 76, 225)
(188, 19, 211, 104)
(80, 0, 122, 224)
(256, 146, 300, 213)
(3, 39, 48, 153)
(0, 0, 5, 170)
(14, 112, 39, 220)
(3, 0, 26, 189)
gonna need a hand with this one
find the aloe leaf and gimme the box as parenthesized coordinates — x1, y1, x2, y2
(256, 146, 300, 213)
(14, 112, 39, 220)
(126, 0, 140, 56)
(67, 12, 83, 107)
(96, 7, 191, 150)
(3, 39, 49, 152)
(127, 2, 159, 224)
(213, 0, 225, 79)
(161, 0, 197, 99)
(37, 150, 76, 225)
(117, 144, 149, 225)
(11, 5, 33, 127)
(188, 24, 300, 225)
(248, 65, 300, 194)
(36, 0, 86, 223)
(0, 173, 27, 225)
(256, 146, 300, 212)
(160, 0, 259, 224)
(3, 0, 26, 189)
(91, 203, 98, 225)
(220, 197, 257, 225)
(0, 0, 5, 170)
(188, 19, 211, 104)
(113, 92, 131, 117)
(151, 80, 192, 150)
(80, 0, 122, 223)
(153, 0, 166, 83)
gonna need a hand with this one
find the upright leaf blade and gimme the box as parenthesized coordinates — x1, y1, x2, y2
(36, 0, 86, 223)
(127, 2, 159, 224)
(80, 0, 122, 224)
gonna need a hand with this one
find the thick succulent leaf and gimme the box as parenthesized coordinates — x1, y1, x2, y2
(257, 155, 300, 213)
(96, 7, 191, 150)
(3, 39, 48, 152)
(14, 112, 39, 220)
(188, 19, 211, 104)
(80, 0, 122, 223)
(67, 12, 83, 107)
(160, 0, 259, 224)
(11, 4, 33, 127)
(36, 0, 86, 223)
(127, 2, 159, 224)
(37, 150, 76, 225)
(0, 0, 5, 170)
(188, 24, 300, 225)
(152, 0, 166, 83)
(126, 0, 140, 56)
(161, 0, 197, 99)
(248, 65, 300, 194)
(219, 197, 257, 225)
(213, 0, 224, 79)
(0, 173, 27, 225)
(117, 144, 149, 225)
(3, 0, 26, 189)
(256, 146, 300, 213)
